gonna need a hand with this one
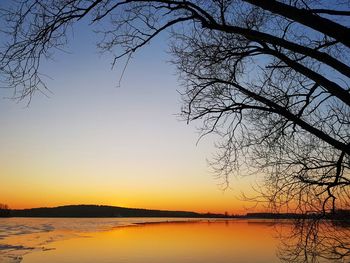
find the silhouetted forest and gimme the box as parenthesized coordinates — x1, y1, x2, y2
(8, 205, 229, 218)
(4, 205, 349, 220)
(0, 203, 10, 217)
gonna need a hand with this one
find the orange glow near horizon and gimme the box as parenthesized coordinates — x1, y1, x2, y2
(1, 148, 260, 214)
(1, 129, 260, 214)
(1, 167, 258, 214)
(2, 183, 257, 214)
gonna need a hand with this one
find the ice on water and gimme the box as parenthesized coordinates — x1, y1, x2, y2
(0, 217, 197, 263)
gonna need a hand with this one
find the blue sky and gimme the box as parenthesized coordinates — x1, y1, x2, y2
(0, 7, 255, 213)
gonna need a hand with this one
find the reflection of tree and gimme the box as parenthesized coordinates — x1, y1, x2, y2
(277, 218, 350, 263)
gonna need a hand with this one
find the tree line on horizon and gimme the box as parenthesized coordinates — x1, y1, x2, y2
(1, 204, 349, 219)
(0, 203, 10, 217)
(1, 204, 230, 218)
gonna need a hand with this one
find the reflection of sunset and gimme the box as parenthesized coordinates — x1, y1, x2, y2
(23, 221, 279, 263)
(2, 218, 348, 263)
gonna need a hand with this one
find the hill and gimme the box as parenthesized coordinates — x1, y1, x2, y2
(8, 205, 227, 218)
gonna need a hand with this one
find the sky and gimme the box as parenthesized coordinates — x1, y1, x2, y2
(0, 12, 257, 214)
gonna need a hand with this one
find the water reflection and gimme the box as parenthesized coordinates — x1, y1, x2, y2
(0, 218, 198, 262)
(22, 220, 279, 263)
(0, 218, 348, 263)
(277, 219, 350, 263)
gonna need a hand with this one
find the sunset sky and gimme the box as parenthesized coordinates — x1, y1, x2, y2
(0, 16, 258, 214)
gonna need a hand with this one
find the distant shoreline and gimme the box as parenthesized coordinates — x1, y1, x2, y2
(3, 204, 229, 219)
(1, 204, 349, 220)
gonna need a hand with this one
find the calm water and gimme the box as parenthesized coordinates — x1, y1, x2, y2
(0, 218, 347, 263)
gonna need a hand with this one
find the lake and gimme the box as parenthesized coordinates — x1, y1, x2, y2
(0, 218, 348, 263)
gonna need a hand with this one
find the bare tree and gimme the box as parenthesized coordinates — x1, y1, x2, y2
(0, 0, 349, 215)
(0, 203, 10, 217)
